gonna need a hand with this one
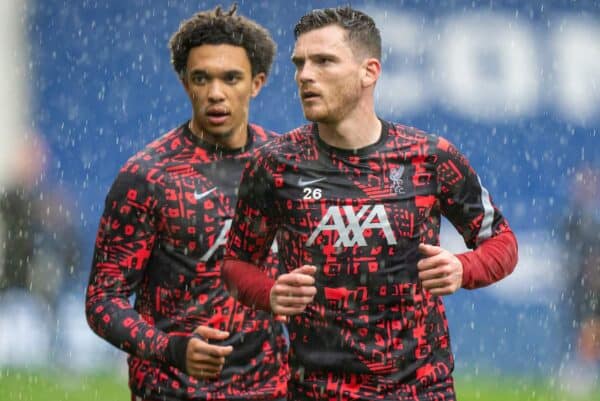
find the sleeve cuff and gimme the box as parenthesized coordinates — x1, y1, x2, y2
(165, 333, 193, 373)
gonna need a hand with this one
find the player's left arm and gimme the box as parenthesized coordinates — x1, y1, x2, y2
(222, 152, 280, 310)
(418, 136, 518, 294)
(222, 151, 317, 313)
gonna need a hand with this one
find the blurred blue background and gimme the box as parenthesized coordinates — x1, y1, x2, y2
(1, 0, 598, 387)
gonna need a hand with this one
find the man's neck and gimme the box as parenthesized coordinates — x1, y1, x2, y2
(317, 108, 381, 150)
(189, 120, 248, 150)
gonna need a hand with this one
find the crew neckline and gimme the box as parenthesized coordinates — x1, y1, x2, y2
(182, 121, 254, 155)
(312, 118, 390, 158)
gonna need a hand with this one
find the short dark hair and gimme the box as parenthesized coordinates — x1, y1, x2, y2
(169, 4, 276, 78)
(294, 6, 381, 60)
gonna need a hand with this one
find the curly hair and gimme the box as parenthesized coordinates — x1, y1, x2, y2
(294, 6, 381, 60)
(169, 4, 276, 78)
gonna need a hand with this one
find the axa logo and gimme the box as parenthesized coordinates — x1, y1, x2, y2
(200, 219, 232, 262)
(200, 219, 278, 262)
(305, 204, 397, 247)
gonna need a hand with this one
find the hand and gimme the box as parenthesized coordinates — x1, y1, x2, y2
(270, 265, 317, 315)
(185, 326, 233, 379)
(417, 244, 463, 296)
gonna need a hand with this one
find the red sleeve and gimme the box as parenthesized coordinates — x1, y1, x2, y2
(456, 229, 518, 289)
(222, 257, 275, 312)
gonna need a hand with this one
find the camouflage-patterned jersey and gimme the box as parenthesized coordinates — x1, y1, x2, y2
(86, 122, 288, 401)
(226, 120, 514, 401)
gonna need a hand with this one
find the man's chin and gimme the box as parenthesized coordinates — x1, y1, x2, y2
(303, 113, 334, 124)
(303, 110, 326, 123)
(202, 125, 234, 138)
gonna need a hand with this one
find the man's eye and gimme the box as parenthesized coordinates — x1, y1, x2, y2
(192, 75, 207, 84)
(225, 74, 240, 83)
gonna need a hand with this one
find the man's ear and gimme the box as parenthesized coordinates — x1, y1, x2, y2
(361, 58, 381, 88)
(251, 72, 267, 97)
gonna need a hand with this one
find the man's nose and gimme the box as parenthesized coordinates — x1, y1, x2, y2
(207, 80, 226, 102)
(296, 63, 315, 84)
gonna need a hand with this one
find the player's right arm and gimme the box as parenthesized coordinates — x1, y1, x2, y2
(222, 152, 317, 315)
(431, 136, 518, 290)
(85, 166, 231, 377)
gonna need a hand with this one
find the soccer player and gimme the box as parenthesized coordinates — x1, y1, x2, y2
(223, 6, 518, 401)
(85, 6, 288, 401)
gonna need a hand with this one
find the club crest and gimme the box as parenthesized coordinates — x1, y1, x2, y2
(390, 166, 405, 195)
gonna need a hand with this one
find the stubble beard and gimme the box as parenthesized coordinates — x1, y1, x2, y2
(304, 84, 361, 125)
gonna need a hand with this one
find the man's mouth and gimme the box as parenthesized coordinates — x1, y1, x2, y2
(206, 108, 230, 125)
(302, 91, 320, 101)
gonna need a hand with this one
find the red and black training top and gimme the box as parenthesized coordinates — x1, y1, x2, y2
(86, 122, 289, 401)
(224, 121, 517, 401)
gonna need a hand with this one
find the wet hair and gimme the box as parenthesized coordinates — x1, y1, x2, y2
(294, 6, 381, 60)
(294, 7, 381, 60)
(169, 4, 276, 78)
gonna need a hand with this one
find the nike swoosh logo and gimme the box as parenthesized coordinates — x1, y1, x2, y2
(298, 177, 326, 186)
(194, 187, 217, 200)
